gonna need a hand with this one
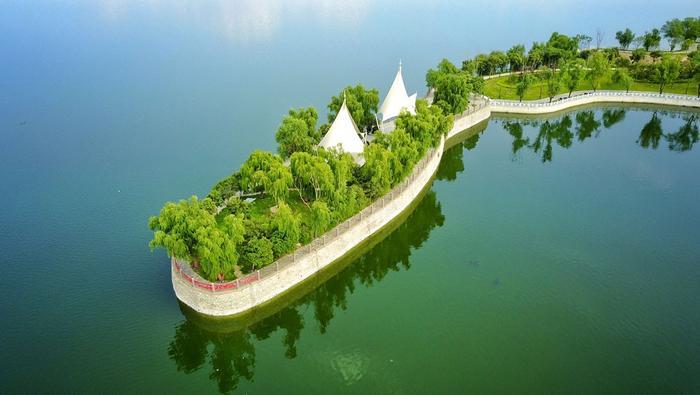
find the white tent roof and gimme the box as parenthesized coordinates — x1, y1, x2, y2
(378, 63, 417, 123)
(318, 99, 365, 156)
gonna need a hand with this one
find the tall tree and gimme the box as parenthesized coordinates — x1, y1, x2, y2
(289, 151, 335, 202)
(239, 151, 284, 195)
(516, 73, 534, 102)
(575, 34, 592, 51)
(662, 18, 686, 51)
(327, 85, 379, 133)
(655, 55, 681, 94)
(542, 67, 560, 102)
(585, 51, 610, 91)
(310, 201, 331, 238)
(611, 68, 633, 93)
(275, 107, 320, 158)
(507, 44, 526, 72)
(361, 143, 394, 198)
(270, 202, 300, 256)
(561, 60, 584, 97)
(615, 28, 635, 49)
(426, 59, 479, 114)
(643, 29, 662, 51)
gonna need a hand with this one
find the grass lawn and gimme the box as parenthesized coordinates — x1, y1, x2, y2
(483, 74, 697, 101)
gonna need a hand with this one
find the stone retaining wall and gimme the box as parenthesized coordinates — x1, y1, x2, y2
(172, 90, 700, 317)
(173, 136, 446, 316)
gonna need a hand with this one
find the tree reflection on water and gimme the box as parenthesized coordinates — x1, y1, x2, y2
(168, 190, 446, 393)
(502, 108, 698, 161)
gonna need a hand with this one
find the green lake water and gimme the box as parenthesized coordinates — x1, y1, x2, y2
(2, 1, 699, 393)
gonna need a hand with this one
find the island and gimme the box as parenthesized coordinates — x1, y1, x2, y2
(150, 18, 700, 317)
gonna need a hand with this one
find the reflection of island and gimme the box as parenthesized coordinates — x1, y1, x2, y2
(501, 109, 698, 161)
(168, 190, 446, 393)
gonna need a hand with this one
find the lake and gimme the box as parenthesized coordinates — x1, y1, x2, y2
(1, 1, 699, 393)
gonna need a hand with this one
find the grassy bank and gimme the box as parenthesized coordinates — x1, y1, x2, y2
(484, 74, 696, 101)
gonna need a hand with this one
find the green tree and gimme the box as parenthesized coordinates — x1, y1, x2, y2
(243, 237, 274, 270)
(195, 214, 245, 281)
(515, 73, 534, 101)
(526, 42, 545, 71)
(395, 99, 453, 148)
(267, 162, 293, 202)
(275, 107, 320, 158)
(507, 44, 526, 72)
(561, 60, 584, 97)
(327, 85, 379, 133)
(149, 196, 246, 281)
(270, 202, 300, 256)
(585, 51, 610, 91)
(542, 67, 561, 102)
(655, 55, 681, 94)
(575, 34, 592, 51)
(361, 143, 394, 198)
(611, 68, 633, 93)
(149, 196, 214, 261)
(631, 48, 647, 63)
(310, 201, 331, 238)
(426, 59, 480, 114)
(642, 29, 661, 51)
(615, 28, 635, 49)
(239, 151, 283, 195)
(662, 18, 686, 51)
(289, 151, 335, 202)
(489, 50, 509, 74)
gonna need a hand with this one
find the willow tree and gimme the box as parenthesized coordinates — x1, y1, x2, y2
(585, 51, 610, 92)
(561, 60, 584, 97)
(310, 201, 331, 238)
(327, 85, 379, 133)
(149, 196, 245, 281)
(275, 107, 320, 159)
(655, 56, 681, 94)
(289, 151, 335, 202)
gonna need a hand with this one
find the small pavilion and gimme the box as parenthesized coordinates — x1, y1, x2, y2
(378, 62, 417, 125)
(318, 98, 366, 164)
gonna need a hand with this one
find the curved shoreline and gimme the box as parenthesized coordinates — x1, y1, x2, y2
(173, 91, 700, 318)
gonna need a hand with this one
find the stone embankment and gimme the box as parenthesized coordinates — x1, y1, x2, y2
(173, 91, 700, 317)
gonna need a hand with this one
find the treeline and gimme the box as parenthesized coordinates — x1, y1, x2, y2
(468, 19, 700, 100)
(149, 85, 453, 281)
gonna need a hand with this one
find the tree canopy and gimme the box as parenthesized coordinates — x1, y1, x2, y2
(327, 85, 379, 133)
(275, 107, 320, 159)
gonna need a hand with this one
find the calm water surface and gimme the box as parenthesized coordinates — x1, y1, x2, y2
(1, 1, 699, 393)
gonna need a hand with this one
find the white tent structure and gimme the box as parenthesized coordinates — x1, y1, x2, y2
(318, 98, 365, 162)
(378, 62, 417, 124)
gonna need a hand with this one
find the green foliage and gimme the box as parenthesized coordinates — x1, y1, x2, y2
(655, 55, 681, 94)
(289, 151, 335, 201)
(631, 48, 647, 63)
(585, 51, 610, 91)
(208, 172, 241, 207)
(317, 148, 357, 205)
(149, 196, 245, 281)
(240, 151, 283, 194)
(543, 32, 579, 67)
(242, 237, 274, 271)
(515, 73, 535, 101)
(426, 59, 481, 114)
(275, 107, 320, 159)
(542, 67, 561, 102)
(327, 85, 379, 133)
(611, 68, 633, 92)
(310, 201, 331, 238)
(615, 28, 635, 49)
(396, 100, 453, 148)
(507, 44, 526, 72)
(561, 59, 584, 97)
(642, 29, 661, 51)
(361, 143, 394, 198)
